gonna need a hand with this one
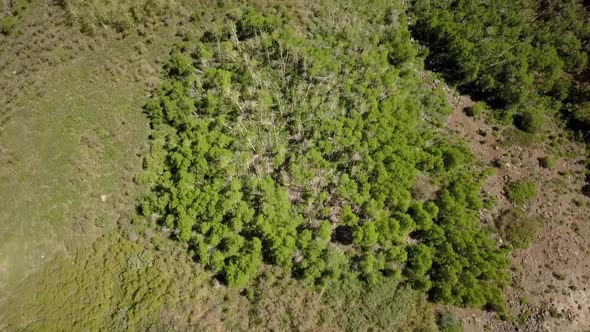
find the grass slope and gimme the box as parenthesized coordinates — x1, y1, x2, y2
(2, 231, 435, 330)
(0, 0, 175, 296)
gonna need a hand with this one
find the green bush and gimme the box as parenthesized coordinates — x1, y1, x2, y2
(437, 310, 462, 332)
(514, 110, 544, 134)
(491, 110, 513, 126)
(505, 180, 537, 205)
(465, 102, 485, 118)
(572, 102, 590, 136)
(495, 208, 540, 249)
(539, 155, 556, 170)
(0, 16, 17, 35)
(236, 9, 282, 39)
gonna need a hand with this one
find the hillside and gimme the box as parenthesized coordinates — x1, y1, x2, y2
(0, 1, 589, 331)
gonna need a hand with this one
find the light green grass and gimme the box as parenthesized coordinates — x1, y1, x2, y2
(1, 230, 436, 330)
(0, 3, 180, 295)
(1, 233, 232, 330)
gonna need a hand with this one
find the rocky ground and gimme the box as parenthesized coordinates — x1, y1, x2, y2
(441, 85, 590, 332)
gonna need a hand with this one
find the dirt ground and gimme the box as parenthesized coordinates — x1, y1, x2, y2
(440, 84, 590, 332)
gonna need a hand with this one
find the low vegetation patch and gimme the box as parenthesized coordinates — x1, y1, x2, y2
(4, 232, 437, 330)
(0, 16, 17, 35)
(500, 127, 538, 147)
(320, 277, 436, 331)
(464, 101, 485, 119)
(63, 0, 180, 33)
(4, 0, 590, 330)
(495, 208, 540, 249)
(539, 155, 557, 170)
(514, 110, 545, 134)
(505, 180, 537, 206)
(437, 310, 462, 332)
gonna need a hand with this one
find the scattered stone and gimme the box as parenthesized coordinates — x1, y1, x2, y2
(212, 278, 221, 289)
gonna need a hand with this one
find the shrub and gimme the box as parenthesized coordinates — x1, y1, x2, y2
(483, 194, 496, 210)
(437, 310, 462, 332)
(424, 87, 453, 115)
(505, 180, 537, 205)
(0, 16, 17, 35)
(465, 102, 485, 118)
(495, 208, 540, 249)
(501, 127, 537, 147)
(514, 110, 544, 134)
(388, 17, 418, 67)
(539, 155, 556, 170)
(63, 0, 180, 32)
(573, 102, 590, 124)
(490, 110, 513, 126)
(571, 102, 590, 138)
(237, 9, 282, 39)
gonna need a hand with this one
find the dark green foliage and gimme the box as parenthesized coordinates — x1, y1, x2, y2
(514, 109, 544, 134)
(387, 10, 418, 66)
(165, 52, 194, 78)
(414, 173, 510, 313)
(237, 9, 282, 40)
(224, 238, 263, 287)
(571, 102, 590, 138)
(496, 208, 540, 249)
(574, 103, 590, 125)
(0, 16, 17, 35)
(63, 0, 180, 32)
(505, 180, 537, 205)
(410, 0, 589, 129)
(140, 1, 509, 314)
(465, 102, 485, 118)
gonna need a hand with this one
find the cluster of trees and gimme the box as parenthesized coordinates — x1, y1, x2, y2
(139, 1, 510, 314)
(410, 0, 590, 132)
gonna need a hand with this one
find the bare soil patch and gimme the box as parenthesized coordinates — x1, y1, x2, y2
(441, 84, 590, 332)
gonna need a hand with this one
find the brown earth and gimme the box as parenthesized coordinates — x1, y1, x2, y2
(439, 83, 590, 332)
